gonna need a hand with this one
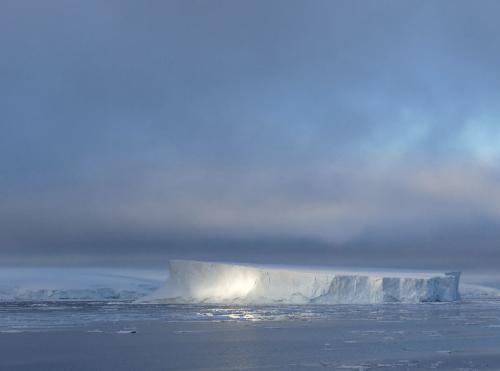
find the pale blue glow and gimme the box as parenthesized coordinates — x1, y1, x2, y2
(459, 116, 500, 164)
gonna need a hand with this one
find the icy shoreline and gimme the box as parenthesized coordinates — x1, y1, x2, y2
(3, 264, 500, 303)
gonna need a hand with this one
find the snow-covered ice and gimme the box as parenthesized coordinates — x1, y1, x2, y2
(142, 260, 462, 304)
(0, 268, 164, 301)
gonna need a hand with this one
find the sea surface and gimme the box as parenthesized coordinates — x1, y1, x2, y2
(1, 299, 500, 370)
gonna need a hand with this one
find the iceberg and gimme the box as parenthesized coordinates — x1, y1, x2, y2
(143, 260, 461, 304)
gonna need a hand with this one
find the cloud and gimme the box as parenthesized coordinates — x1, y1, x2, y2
(1, 0, 500, 266)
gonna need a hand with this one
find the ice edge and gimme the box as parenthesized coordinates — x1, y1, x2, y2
(141, 260, 461, 304)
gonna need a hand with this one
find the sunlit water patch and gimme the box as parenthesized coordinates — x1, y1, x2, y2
(1, 299, 500, 331)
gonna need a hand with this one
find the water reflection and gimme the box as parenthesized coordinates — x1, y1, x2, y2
(0, 298, 499, 331)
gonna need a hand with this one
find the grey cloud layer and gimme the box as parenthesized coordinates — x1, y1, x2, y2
(1, 0, 500, 266)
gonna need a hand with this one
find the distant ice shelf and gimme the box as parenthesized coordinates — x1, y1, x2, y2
(0, 268, 164, 301)
(0, 287, 156, 301)
(141, 260, 462, 304)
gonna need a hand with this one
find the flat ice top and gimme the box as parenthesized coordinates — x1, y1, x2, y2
(170, 260, 453, 279)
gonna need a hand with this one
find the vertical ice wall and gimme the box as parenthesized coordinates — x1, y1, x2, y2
(143, 260, 461, 304)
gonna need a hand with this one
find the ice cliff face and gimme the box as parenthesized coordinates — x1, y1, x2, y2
(143, 260, 461, 304)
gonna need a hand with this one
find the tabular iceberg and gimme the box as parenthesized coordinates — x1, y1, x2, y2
(142, 260, 461, 304)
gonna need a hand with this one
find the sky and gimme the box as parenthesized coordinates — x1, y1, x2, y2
(1, 0, 500, 269)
